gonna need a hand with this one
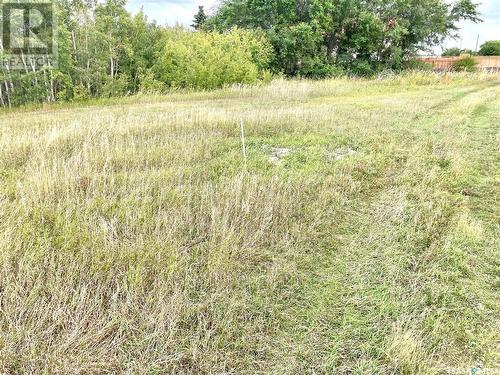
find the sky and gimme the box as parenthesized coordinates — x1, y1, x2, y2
(126, 0, 219, 28)
(126, 0, 499, 53)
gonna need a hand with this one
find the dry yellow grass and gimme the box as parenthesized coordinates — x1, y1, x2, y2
(0, 73, 499, 374)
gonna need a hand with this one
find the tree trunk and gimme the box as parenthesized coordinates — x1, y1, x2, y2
(71, 30, 78, 63)
(4, 81, 11, 108)
(326, 33, 339, 60)
(0, 81, 5, 107)
(20, 51, 29, 74)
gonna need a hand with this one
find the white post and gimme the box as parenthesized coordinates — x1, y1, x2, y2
(240, 118, 247, 167)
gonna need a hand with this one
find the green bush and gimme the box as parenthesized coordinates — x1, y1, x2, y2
(102, 75, 130, 97)
(8, 71, 50, 106)
(138, 68, 165, 94)
(403, 59, 433, 71)
(70, 84, 89, 102)
(267, 23, 331, 77)
(478, 40, 500, 56)
(451, 57, 478, 72)
(259, 69, 275, 84)
(442, 47, 461, 57)
(154, 28, 274, 90)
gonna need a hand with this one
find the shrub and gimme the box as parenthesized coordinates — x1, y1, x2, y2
(403, 59, 433, 71)
(138, 68, 165, 94)
(451, 57, 478, 72)
(154, 28, 274, 90)
(478, 40, 500, 56)
(102, 75, 130, 97)
(8, 71, 51, 106)
(259, 69, 275, 84)
(267, 23, 327, 77)
(72, 83, 90, 101)
(442, 48, 461, 57)
(338, 57, 378, 77)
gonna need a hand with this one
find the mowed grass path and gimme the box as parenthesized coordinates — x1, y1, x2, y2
(0, 74, 499, 374)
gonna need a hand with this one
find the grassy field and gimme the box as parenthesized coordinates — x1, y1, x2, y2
(0, 73, 499, 374)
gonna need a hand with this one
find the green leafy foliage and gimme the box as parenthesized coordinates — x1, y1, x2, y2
(442, 47, 461, 57)
(402, 59, 433, 71)
(478, 40, 500, 56)
(0, 0, 273, 107)
(267, 23, 336, 77)
(452, 56, 478, 72)
(209, 0, 481, 76)
(154, 28, 273, 89)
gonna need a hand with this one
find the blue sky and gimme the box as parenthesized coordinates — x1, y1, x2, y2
(126, 0, 499, 53)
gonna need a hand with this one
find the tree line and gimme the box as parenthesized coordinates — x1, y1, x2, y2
(0, 0, 482, 107)
(443, 41, 500, 57)
(0, 0, 273, 107)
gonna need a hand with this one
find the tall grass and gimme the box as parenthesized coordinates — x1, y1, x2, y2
(0, 73, 499, 374)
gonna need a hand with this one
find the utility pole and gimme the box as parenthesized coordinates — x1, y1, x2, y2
(475, 34, 480, 53)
